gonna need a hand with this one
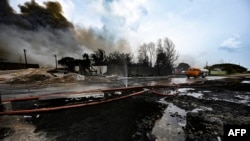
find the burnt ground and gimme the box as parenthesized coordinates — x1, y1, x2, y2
(165, 96, 250, 141)
(1, 94, 166, 141)
(165, 77, 250, 141)
(1, 76, 250, 141)
(32, 95, 166, 141)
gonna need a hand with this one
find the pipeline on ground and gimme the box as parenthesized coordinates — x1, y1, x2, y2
(0, 82, 225, 115)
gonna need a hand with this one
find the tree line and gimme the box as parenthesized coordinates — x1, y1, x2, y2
(105, 37, 178, 75)
(59, 37, 178, 76)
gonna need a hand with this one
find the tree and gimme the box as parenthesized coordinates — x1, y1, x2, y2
(155, 40, 167, 75)
(209, 63, 247, 74)
(155, 37, 178, 75)
(91, 49, 107, 65)
(137, 42, 156, 67)
(177, 63, 190, 71)
(107, 51, 133, 66)
(138, 43, 149, 66)
(147, 42, 155, 67)
(155, 39, 163, 66)
(163, 37, 179, 69)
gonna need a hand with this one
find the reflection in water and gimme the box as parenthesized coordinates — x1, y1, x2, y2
(152, 100, 186, 141)
(123, 63, 128, 87)
(147, 79, 172, 86)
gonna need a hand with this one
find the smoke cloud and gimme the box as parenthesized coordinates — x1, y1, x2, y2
(75, 26, 131, 54)
(0, 25, 80, 65)
(0, 0, 131, 66)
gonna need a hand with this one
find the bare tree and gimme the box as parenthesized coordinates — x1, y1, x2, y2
(163, 37, 179, 69)
(147, 42, 155, 67)
(157, 39, 163, 52)
(138, 43, 149, 66)
(155, 37, 179, 75)
(155, 39, 165, 67)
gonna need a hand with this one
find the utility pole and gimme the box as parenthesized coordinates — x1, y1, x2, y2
(23, 49, 28, 68)
(0, 92, 2, 112)
(54, 54, 57, 69)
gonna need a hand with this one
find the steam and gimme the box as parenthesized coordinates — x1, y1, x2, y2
(0, 0, 131, 66)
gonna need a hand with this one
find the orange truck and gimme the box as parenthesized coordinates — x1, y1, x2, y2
(186, 67, 209, 78)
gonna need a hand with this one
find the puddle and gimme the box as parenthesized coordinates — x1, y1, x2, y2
(241, 80, 250, 84)
(206, 91, 250, 106)
(177, 88, 194, 93)
(152, 86, 249, 140)
(152, 100, 186, 141)
(234, 94, 250, 105)
(152, 97, 215, 141)
(206, 76, 226, 80)
(178, 88, 204, 99)
(191, 106, 213, 113)
(184, 92, 203, 99)
(177, 88, 250, 106)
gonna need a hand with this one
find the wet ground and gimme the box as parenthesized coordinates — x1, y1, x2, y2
(0, 75, 250, 141)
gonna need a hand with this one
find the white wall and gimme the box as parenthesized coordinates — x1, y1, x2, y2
(92, 66, 107, 75)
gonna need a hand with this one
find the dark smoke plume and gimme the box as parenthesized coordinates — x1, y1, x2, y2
(0, 0, 131, 66)
(0, 0, 72, 29)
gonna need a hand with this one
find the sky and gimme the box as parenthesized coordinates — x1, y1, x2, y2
(9, 0, 250, 69)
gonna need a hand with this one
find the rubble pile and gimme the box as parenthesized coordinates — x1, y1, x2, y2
(1, 68, 86, 85)
(6, 68, 56, 84)
(0, 68, 116, 85)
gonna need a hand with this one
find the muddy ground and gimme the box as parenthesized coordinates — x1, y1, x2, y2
(0, 70, 250, 141)
(0, 94, 166, 141)
(165, 78, 250, 141)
